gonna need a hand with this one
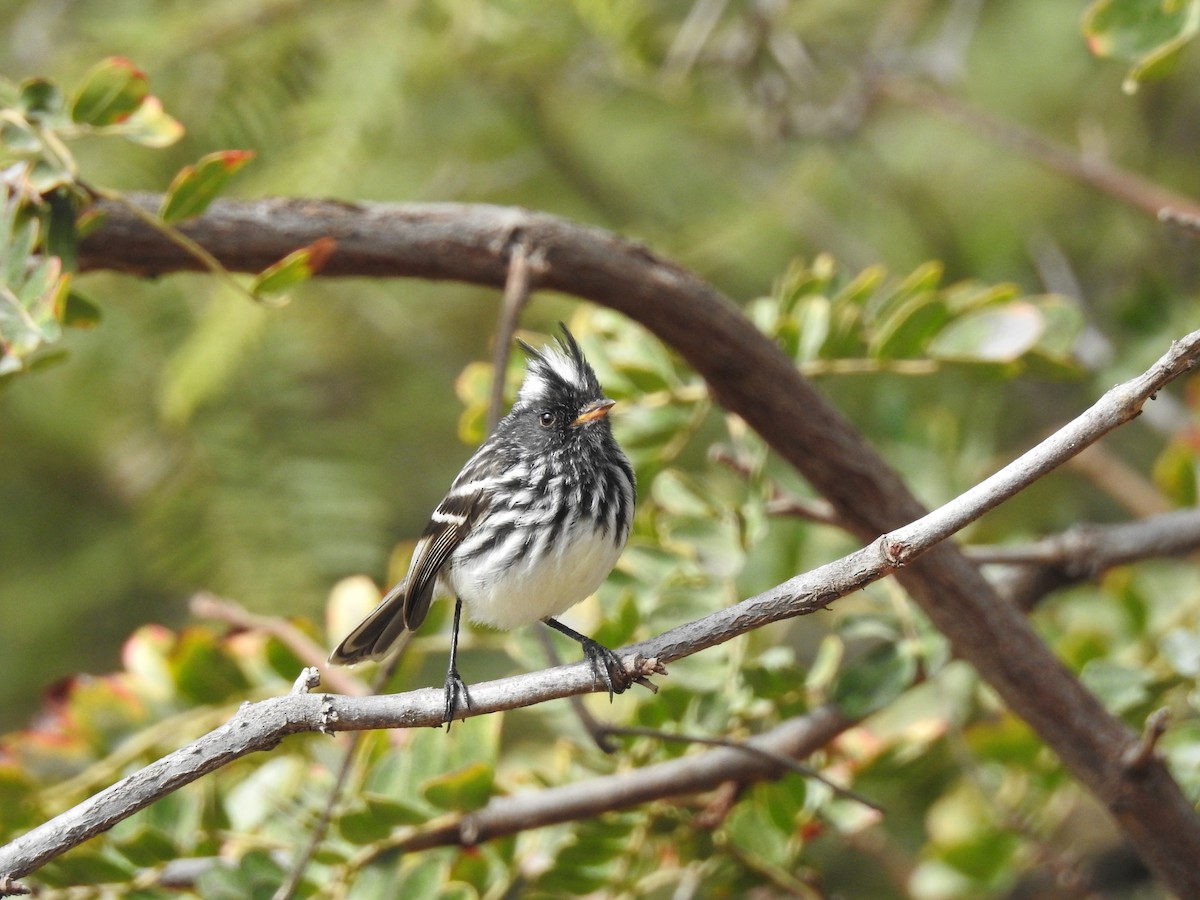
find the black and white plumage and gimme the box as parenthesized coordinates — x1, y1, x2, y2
(329, 325, 636, 723)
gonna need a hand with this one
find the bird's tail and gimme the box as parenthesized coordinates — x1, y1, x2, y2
(327, 579, 411, 665)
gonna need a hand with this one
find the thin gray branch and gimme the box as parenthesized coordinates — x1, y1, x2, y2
(73, 196, 1200, 894)
(487, 236, 536, 431)
(970, 506, 1200, 569)
(978, 506, 1200, 612)
(380, 706, 852, 858)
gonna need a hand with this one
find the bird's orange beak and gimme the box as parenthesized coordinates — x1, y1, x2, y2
(572, 398, 615, 427)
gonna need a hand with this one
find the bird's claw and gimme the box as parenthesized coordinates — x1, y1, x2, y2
(581, 638, 632, 701)
(442, 668, 473, 730)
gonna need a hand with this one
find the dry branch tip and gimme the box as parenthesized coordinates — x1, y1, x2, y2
(0, 875, 30, 897)
(291, 667, 322, 695)
(1122, 708, 1171, 775)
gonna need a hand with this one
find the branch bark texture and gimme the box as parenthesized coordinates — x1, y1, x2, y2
(72, 196, 1200, 893)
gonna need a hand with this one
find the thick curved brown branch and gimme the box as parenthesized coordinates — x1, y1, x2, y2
(77, 196, 1200, 893)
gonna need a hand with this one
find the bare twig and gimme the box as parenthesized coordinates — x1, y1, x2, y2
(488, 236, 535, 431)
(358, 706, 852, 861)
(1123, 709, 1171, 775)
(1159, 206, 1200, 238)
(979, 506, 1200, 613)
(599, 724, 881, 813)
(969, 506, 1200, 571)
(878, 78, 1200, 223)
(0, 876, 30, 897)
(662, 0, 730, 83)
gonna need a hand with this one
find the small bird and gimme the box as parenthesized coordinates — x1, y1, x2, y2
(329, 324, 637, 724)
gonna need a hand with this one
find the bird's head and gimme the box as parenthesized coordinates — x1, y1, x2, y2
(511, 325, 616, 453)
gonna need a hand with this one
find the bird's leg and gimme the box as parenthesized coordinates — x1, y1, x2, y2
(443, 598, 472, 728)
(543, 618, 631, 701)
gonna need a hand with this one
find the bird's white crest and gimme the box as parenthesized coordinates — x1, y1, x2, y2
(517, 343, 590, 404)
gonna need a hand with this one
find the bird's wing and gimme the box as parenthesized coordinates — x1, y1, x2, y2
(328, 443, 504, 665)
(401, 446, 504, 630)
(401, 488, 490, 630)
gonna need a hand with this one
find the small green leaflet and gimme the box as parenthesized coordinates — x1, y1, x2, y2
(159, 150, 255, 223)
(70, 57, 149, 126)
(250, 237, 337, 298)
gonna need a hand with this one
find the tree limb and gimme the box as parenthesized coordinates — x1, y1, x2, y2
(75, 196, 1200, 894)
(375, 706, 853, 859)
(976, 505, 1200, 613)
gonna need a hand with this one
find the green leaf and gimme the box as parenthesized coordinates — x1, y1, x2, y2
(39, 849, 135, 887)
(18, 255, 63, 310)
(939, 830, 1021, 881)
(928, 302, 1044, 363)
(195, 863, 251, 900)
(534, 816, 635, 894)
(159, 150, 255, 223)
(1153, 439, 1198, 506)
(1083, 0, 1200, 90)
(44, 188, 79, 271)
(360, 792, 430, 826)
(338, 794, 428, 843)
(107, 95, 184, 147)
(27, 156, 76, 193)
(60, 291, 101, 329)
(2, 211, 37, 287)
(70, 57, 149, 126)
(336, 808, 393, 845)
(724, 785, 795, 868)
(1160, 627, 1200, 677)
(793, 296, 831, 362)
(421, 761, 496, 812)
(1079, 659, 1153, 715)
(804, 634, 844, 697)
(0, 287, 49, 356)
(1029, 294, 1084, 360)
(18, 78, 65, 122)
(197, 850, 288, 898)
(831, 641, 917, 718)
(113, 826, 179, 867)
(651, 468, 712, 517)
(967, 715, 1044, 767)
(870, 293, 950, 359)
(394, 855, 455, 900)
(249, 237, 337, 297)
(169, 628, 251, 703)
(1161, 720, 1200, 796)
(0, 111, 42, 155)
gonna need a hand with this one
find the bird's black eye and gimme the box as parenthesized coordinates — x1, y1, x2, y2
(539, 411, 556, 428)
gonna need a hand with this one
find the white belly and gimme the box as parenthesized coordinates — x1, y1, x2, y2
(446, 522, 623, 630)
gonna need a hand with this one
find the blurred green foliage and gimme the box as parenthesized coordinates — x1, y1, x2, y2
(2, 0, 1200, 896)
